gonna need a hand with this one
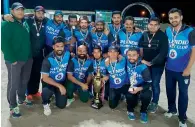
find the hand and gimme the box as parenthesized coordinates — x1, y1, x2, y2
(105, 58, 110, 66)
(91, 27, 96, 33)
(182, 68, 191, 76)
(58, 84, 66, 95)
(130, 87, 143, 94)
(81, 83, 88, 91)
(4, 14, 14, 22)
(101, 77, 108, 86)
(104, 28, 110, 36)
(103, 53, 108, 58)
(70, 52, 75, 57)
(12, 62, 17, 65)
(141, 60, 152, 66)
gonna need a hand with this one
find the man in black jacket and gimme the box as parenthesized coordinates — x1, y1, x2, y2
(139, 17, 168, 113)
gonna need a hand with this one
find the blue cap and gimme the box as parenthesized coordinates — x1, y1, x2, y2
(54, 10, 63, 16)
(11, 2, 24, 10)
(34, 6, 45, 13)
(108, 45, 119, 52)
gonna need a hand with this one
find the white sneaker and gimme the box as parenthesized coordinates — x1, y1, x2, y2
(164, 111, 177, 118)
(66, 98, 75, 107)
(179, 121, 187, 127)
(43, 104, 51, 116)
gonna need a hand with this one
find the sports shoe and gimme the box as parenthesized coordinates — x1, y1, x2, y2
(43, 104, 51, 116)
(148, 102, 158, 113)
(66, 98, 75, 107)
(164, 111, 177, 118)
(26, 95, 33, 100)
(10, 106, 21, 118)
(33, 92, 41, 97)
(179, 121, 187, 127)
(18, 98, 33, 106)
(140, 113, 148, 124)
(127, 112, 136, 120)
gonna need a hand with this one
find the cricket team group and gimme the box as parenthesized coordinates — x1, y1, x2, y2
(1, 2, 195, 127)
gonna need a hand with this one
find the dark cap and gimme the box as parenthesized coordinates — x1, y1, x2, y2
(54, 10, 63, 16)
(108, 45, 119, 52)
(11, 2, 24, 10)
(53, 36, 65, 45)
(34, 6, 45, 13)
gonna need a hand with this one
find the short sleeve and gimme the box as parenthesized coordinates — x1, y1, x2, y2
(67, 60, 74, 74)
(41, 58, 51, 75)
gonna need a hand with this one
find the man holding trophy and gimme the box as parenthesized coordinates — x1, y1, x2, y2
(126, 48, 152, 123)
(91, 45, 108, 109)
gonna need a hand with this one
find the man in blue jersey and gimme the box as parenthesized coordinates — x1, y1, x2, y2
(164, 8, 195, 127)
(139, 17, 168, 113)
(66, 45, 93, 106)
(108, 11, 124, 45)
(102, 46, 130, 110)
(45, 10, 65, 55)
(91, 45, 109, 109)
(117, 16, 142, 56)
(73, 16, 93, 56)
(126, 48, 152, 123)
(41, 36, 70, 116)
(91, 20, 114, 58)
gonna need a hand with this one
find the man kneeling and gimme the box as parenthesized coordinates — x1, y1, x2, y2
(41, 36, 71, 116)
(126, 48, 152, 123)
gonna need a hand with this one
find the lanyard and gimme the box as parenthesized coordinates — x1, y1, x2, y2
(96, 32, 103, 45)
(171, 26, 182, 46)
(126, 32, 133, 43)
(147, 33, 155, 47)
(34, 19, 42, 36)
(78, 59, 86, 73)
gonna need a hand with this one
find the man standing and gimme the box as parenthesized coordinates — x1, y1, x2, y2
(66, 45, 93, 106)
(164, 8, 195, 127)
(108, 11, 124, 45)
(45, 10, 65, 55)
(1, 2, 33, 118)
(26, 6, 47, 100)
(118, 16, 143, 56)
(73, 16, 93, 56)
(41, 36, 70, 116)
(91, 20, 114, 58)
(139, 17, 168, 113)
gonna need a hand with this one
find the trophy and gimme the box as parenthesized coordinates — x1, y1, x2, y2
(91, 67, 103, 109)
(128, 72, 137, 92)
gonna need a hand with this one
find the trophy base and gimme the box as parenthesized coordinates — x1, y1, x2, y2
(91, 102, 103, 109)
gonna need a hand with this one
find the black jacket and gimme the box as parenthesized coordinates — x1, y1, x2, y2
(139, 29, 168, 67)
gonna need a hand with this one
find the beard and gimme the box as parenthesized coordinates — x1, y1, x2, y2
(171, 21, 180, 27)
(55, 50, 63, 56)
(35, 16, 44, 22)
(78, 54, 87, 59)
(54, 19, 62, 24)
(96, 28, 104, 32)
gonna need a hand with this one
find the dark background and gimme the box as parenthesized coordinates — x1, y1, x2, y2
(1, 0, 194, 25)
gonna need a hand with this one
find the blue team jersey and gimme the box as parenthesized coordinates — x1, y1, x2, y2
(92, 58, 107, 76)
(45, 20, 65, 47)
(106, 57, 127, 89)
(165, 25, 195, 72)
(118, 29, 142, 56)
(108, 24, 124, 40)
(74, 29, 92, 55)
(91, 32, 111, 53)
(127, 59, 151, 87)
(70, 58, 93, 83)
(61, 28, 72, 51)
(41, 51, 70, 83)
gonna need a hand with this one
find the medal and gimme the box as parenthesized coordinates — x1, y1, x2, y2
(34, 19, 42, 37)
(171, 26, 181, 47)
(130, 63, 137, 87)
(78, 59, 86, 78)
(113, 24, 121, 40)
(147, 33, 155, 48)
(54, 55, 63, 72)
(80, 30, 89, 44)
(110, 60, 117, 79)
(96, 32, 103, 46)
(59, 68, 62, 72)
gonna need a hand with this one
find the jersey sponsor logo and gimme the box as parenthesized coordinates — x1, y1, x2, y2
(55, 73, 64, 81)
(169, 49, 177, 59)
(46, 26, 60, 35)
(114, 78, 122, 84)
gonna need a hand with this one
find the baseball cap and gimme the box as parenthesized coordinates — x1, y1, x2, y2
(95, 19, 105, 25)
(11, 2, 24, 10)
(54, 10, 63, 16)
(108, 45, 119, 52)
(53, 36, 65, 45)
(34, 6, 46, 13)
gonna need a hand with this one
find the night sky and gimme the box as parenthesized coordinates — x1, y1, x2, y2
(1, 0, 194, 24)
